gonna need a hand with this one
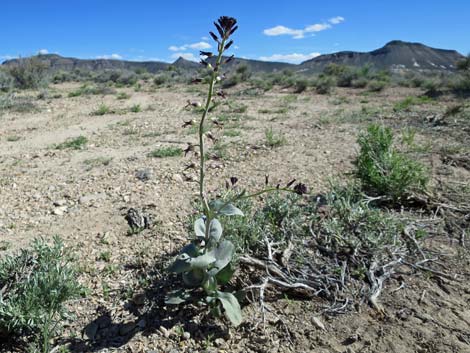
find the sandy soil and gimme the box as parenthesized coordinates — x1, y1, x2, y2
(0, 82, 469, 353)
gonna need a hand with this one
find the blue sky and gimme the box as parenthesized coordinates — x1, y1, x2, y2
(1, 1, 469, 64)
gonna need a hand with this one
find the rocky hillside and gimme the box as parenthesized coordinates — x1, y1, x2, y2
(300, 40, 464, 72)
(2, 41, 464, 74)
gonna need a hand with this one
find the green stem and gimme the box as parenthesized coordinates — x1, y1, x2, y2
(198, 38, 226, 219)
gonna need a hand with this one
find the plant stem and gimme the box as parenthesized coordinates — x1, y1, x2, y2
(198, 39, 226, 217)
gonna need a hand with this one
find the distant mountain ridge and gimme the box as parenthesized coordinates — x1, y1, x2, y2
(2, 41, 465, 74)
(299, 40, 464, 72)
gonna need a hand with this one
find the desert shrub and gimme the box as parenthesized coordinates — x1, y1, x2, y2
(52, 70, 73, 84)
(249, 77, 273, 91)
(367, 80, 387, 92)
(6, 57, 48, 89)
(235, 64, 251, 81)
(450, 56, 470, 94)
(355, 124, 428, 200)
(130, 104, 141, 113)
(93, 70, 137, 86)
(54, 135, 88, 150)
(91, 104, 112, 116)
(0, 237, 83, 352)
(351, 78, 368, 88)
(154, 75, 167, 86)
(221, 74, 241, 88)
(0, 69, 14, 92)
(294, 78, 309, 93)
(148, 146, 182, 158)
(315, 76, 334, 94)
(68, 84, 115, 97)
(393, 95, 432, 112)
(265, 127, 286, 147)
(0, 94, 38, 113)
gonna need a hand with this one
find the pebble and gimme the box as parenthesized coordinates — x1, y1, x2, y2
(159, 326, 170, 338)
(182, 332, 191, 340)
(172, 174, 184, 183)
(52, 206, 68, 215)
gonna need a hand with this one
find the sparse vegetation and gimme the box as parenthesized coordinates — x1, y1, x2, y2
(91, 104, 113, 116)
(148, 146, 183, 158)
(0, 237, 83, 352)
(54, 135, 88, 150)
(265, 127, 286, 147)
(355, 124, 429, 200)
(6, 57, 48, 89)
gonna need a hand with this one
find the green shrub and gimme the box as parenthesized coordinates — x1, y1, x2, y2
(351, 78, 368, 88)
(154, 75, 167, 86)
(91, 104, 112, 116)
(54, 135, 88, 150)
(130, 104, 141, 113)
(294, 79, 309, 93)
(0, 94, 38, 113)
(355, 124, 428, 200)
(148, 146, 183, 158)
(367, 80, 386, 92)
(315, 77, 334, 94)
(0, 69, 14, 92)
(393, 95, 432, 112)
(0, 237, 83, 352)
(6, 57, 48, 89)
(68, 84, 115, 97)
(265, 127, 286, 147)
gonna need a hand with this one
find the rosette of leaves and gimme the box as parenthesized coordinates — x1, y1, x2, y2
(166, 200, 243, 327)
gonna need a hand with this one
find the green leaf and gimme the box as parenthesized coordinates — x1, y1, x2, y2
(212, 240, 234, 272)
(167, 253, 192, 274)
(209, 200, 244, 216)
(183, 269, 205, 287)
(202, 274, 217, 293)
(189, 252, 216, 269)
(194, 218, 206, 238)
(217, 291, 243, 327)
(209, 218, 223, 242)
(215, 264, 235, 285)
(165, 289, 192, 305)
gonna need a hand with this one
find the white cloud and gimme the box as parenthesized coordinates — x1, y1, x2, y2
(38, 49, 49, 55)
(169, 41, 211, 51)
(170, 52, 198, 62)
(263, 17, 344, 39)
(0, 55, 15, 61)
(169, 45, 185, 51)
(305, 23, 331, 32)
(258, 52, 321, 64)
(96, 53, 123, 60)
(201, 36, 209, 41)
(187, 41, 211, 50)
(329, 16, 345, 24)
(263, 25, 305, 39)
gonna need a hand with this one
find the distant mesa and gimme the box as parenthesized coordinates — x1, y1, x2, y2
(2, 40, 464, 74)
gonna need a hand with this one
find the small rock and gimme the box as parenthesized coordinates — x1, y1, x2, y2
(172, 174, 184, 183)
(159, 326, 170, 338)
(182, 332, 190, 340)
(136, 169, 153, 181)
(214, 338, 225, 347)
(52, 206, 68, 216)
(53, 199, 67, 207)
(311, 316, 326, 331)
